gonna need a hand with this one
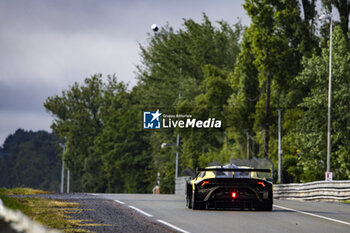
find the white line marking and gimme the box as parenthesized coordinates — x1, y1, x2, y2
(90, 193, 99, 196)
(128, 205, 153, 217)
(114, 200, 125, 205)
(157, 219, 191, 233)
(274, 204, 350, 226)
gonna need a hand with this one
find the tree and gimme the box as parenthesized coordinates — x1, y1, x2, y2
(45, 74, 121, 192)
(137, 14, 241, 114)
(178, 65, 232, 169)
(45, 74, 155, 192)
(295, 27, 350, 181)
(137, 14, 242, 191)
(226, 26, 260, 158)
(0, 129, 61, 191)
(94, 86, 153, 193)
(225, 0, 319, 171)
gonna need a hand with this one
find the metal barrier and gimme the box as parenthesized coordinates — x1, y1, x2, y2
(0, 198, 61, 233)
(175, 177, 189, 195)
(273, 180, 350, 201)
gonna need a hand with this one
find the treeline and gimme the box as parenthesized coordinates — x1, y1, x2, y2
(43, 0, 350, 193)
(0, 129, 61, 191)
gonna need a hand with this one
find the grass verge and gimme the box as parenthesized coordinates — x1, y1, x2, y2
(2, 187, 52, 195)
(0, 188, 107, 233)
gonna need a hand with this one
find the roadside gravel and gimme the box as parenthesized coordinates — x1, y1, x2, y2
(14, 193, 175, 233)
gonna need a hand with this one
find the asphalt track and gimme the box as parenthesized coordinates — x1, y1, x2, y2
(92, 193, 350, 233)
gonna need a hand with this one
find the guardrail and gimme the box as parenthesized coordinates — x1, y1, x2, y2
(175, 177, 189, 195)
(0, 198, 61, 233)
(273, 180, 350, 202)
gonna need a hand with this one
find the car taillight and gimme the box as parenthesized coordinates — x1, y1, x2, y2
(201, 181, 210, 187)
(231, 192, 237, 199)
(257, 181, 266, 187)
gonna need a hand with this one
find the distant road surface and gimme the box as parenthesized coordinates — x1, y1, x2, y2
(90, 193, 350, 233)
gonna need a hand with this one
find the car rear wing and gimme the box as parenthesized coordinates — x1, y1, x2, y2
(196, 168, 271, 173)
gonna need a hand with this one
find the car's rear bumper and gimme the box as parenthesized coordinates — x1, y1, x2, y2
(195, 182, 272, 209)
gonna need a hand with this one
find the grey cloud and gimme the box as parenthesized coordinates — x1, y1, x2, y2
(0, 80, 57, 112)
(0, 0, 249, 146)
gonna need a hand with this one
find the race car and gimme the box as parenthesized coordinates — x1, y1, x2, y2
(186, 164, 273, 210)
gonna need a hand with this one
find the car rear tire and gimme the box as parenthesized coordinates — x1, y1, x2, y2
(257, 201, 272, 211)
(191, 191, 198, 210)
(191, 190, 205, 210)
(186, 194, 192, 209)
(186, 183, 192, 209)
(256, 193, 273, 211)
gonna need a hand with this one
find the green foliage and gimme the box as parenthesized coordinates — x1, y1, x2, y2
(45, 74, 109, 192)
(3, 1, 350, 194)
(137, 14, 242, 191)
(95, 91, 152, 193)
(226, 26, 260, 158)
(295, 27, 350, 181)
(137, 13, 241, 111)
(178, 65, 233, 169)
(282, 154, 302, 183)
(45, 74, 153, 193)
(0, 129, 60, 192)
(225, 0, 322, 182)
(33, 2, 350, 191)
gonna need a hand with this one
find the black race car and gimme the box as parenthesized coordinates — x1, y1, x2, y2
(186, 164, 273, 210)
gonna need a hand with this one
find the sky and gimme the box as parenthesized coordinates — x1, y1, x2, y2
(0, 0, 252, 146)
